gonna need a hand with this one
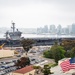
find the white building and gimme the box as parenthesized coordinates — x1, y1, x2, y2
(0, 49, 14, 58)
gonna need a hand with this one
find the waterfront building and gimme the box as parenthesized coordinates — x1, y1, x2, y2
(67, 25, 72, 35)
(49, 24, 56, 34)
(57, 25, 62, 35)
(43, 25, 48, 33)
(71, 23, 75, 35)
(37, 27, 43, 34)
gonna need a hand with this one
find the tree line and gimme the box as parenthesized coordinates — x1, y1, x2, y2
(43, 40, 75, 63)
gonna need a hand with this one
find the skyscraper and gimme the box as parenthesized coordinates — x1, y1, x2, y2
(71, 23, 75, 35)
(67, 25, 71, 35)
(43, 25, 48, 33)
(57, 25, 62, 35)
(49, 25, 56, 34)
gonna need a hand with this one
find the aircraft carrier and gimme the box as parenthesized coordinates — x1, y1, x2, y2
(0, 22, 75, 47)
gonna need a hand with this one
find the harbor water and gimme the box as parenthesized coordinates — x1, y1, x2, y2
(0, 33, 75, 39)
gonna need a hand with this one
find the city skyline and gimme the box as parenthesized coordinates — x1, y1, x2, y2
(37, 24, 75, 35)
(0, 0, 75, 28)
(0, 24, 75, 35)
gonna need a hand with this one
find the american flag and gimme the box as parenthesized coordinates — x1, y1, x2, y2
(60, 58, 75, 72)
(70, 58, 75, 69)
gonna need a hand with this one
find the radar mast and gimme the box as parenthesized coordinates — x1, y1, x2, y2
(11, 22, 15, 33)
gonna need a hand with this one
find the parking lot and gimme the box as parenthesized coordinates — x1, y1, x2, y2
(28, 46, 55, 67)
(0, 57, 20, 75)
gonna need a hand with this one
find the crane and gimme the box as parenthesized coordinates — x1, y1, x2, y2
(0, 43, 5, 49)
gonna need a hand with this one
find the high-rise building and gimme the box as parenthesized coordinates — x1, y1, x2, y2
(37, 25, 48, 34)
(37, 27, 43, 34)
(64, 28, 69, 35)
(43, 25, 48, 33)
(57, 25, 62, 35)
(71, 23, 75, 35)
(67, 25, 71, 35)
(49, 25, 56, 34)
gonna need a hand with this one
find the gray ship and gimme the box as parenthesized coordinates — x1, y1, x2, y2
(5, 22, 22, 40)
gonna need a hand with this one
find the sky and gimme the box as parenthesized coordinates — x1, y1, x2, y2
(0, 0, 75, 28)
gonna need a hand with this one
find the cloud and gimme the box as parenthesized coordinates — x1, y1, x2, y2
(0, 0, 75, 28)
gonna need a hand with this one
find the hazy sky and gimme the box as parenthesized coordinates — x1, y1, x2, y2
(0, 0, 75, 28)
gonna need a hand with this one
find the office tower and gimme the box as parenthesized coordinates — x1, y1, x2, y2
(37, 27, 43, 34)
(49, 25, 56, 34)
(57, 25, 62, 35)
(67, 25, 72, 35)
(71, 23, 75, 35)
(43, 25, 48, 33)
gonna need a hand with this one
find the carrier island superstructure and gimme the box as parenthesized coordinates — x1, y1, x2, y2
(5, 22, 22, 40)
